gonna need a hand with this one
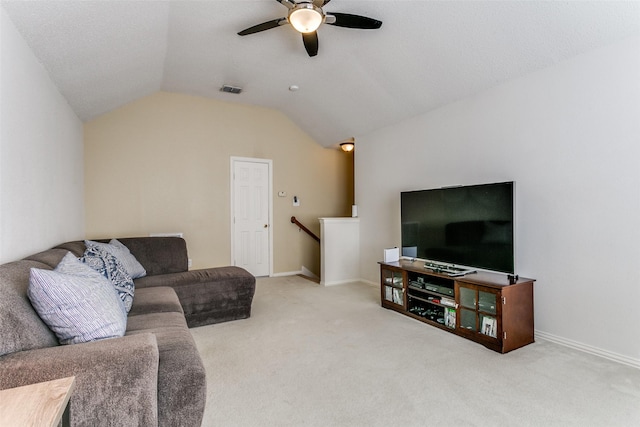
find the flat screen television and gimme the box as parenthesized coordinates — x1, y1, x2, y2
(401, 181, 515, 274)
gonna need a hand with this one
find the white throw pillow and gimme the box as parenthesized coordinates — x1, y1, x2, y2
(28, 254, 127, 345)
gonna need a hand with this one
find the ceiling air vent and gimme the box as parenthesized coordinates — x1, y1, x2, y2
(220, 85, 242, 94)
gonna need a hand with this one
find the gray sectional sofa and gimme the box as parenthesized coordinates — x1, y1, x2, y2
(0, 237, 256, 426)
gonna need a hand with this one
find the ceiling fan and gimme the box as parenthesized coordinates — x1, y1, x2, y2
(237, 0, 382, 57)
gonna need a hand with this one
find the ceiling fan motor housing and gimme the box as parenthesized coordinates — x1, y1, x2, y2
(237, 0, 383, 57)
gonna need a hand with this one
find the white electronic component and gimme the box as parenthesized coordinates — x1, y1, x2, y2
(150, 232, 183, 238)
(440, 298, 456, 307)
(383, 247, 399, 263)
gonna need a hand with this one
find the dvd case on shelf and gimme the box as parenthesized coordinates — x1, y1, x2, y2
(444, 307, 456, 329)
(385, 286, 393, 301)
(392, 287, 403, 305)
(481, 316, 497, 338)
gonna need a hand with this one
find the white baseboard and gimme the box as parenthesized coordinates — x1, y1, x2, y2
(320, 278, 361, 286)
(301, 266, 319, 280)
(359, 278, 378, 287)
(320, 276, 379, 287)
(270, 266, 319, 279)
(535, 330, 640, 370)
(270, 270, 302, 277)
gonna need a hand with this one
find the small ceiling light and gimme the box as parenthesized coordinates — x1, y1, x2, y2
(288, 4, 323, 33)
(289, 85, 299, 92)
(340, 138, 355, 152)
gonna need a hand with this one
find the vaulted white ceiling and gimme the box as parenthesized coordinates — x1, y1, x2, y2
(3, 1, 639, 147)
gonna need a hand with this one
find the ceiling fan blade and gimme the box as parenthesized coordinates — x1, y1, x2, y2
(312, 0, 331, 7)
(276, 0, 295, 9)
(238, 18, 287, 36)
(302, 32, 319, 57)
(326, 12, 382, 30)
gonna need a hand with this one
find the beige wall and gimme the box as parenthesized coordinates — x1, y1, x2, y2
(84, 91, 352, 274)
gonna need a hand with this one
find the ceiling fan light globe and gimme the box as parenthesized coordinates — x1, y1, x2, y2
(289, 6, 323, 33)
(340, 142, 355, 152)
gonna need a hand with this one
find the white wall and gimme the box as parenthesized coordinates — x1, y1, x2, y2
(356, 36, 640, 364)
(0, 9, 84, 263)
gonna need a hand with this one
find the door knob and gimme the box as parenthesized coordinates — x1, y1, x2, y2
(264, 224, 268, 228)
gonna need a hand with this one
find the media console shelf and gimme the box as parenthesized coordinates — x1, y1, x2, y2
(380, 260, 535, 353)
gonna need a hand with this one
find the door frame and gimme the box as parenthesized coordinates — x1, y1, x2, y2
(230, 156, 273, 277)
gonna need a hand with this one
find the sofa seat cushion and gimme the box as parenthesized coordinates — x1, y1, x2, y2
(126, 324, 206, 427)
(126, 311, 188, 333)
(134, 266, 256, 327)
(128, 286, 183, 317)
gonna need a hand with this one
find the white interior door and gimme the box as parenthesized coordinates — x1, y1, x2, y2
(231, 158, 271, 277)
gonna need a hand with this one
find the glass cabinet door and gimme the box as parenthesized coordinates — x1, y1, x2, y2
(382, 269, 403, 287)
(459, 308, 477, 331)
(457, 284, 499, 339)
(459, 287, 476, 309)
(381, 268, 404, 306)
(458, 287, 477, 330)
(478, 291, 496, 315)
(478, 290, 498, 338)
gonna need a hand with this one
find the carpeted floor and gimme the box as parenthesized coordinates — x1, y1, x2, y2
(191, 276, 640, 427)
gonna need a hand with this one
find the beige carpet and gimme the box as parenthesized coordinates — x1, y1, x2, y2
(191, 276, 640, 426)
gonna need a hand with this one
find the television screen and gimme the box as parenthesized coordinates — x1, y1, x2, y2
(401, 182, 515, 273)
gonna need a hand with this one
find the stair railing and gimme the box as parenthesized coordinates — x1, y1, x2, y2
(290, 216, 320, 243)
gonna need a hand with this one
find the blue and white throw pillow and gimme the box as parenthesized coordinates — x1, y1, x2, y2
(28, 258, 127, 345)
(81, 244, 135, 313)
(84, 239, 146, 279)
(108, 239, 147, 278)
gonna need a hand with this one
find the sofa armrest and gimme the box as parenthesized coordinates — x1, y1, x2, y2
(0, 333, 159, 427)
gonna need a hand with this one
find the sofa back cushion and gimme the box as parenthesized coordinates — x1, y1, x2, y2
(24, 248, 70, 269)
(54, 237, 188, 277)
(0, 260, 59, 356)
(53, 240, 86, 258)
(115, 237, 188, 276)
